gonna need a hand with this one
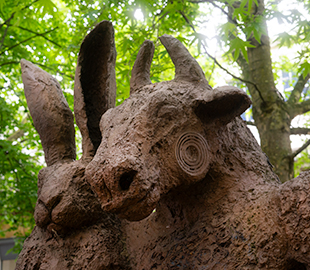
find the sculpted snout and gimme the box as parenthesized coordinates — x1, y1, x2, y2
(86, 153, 162, 221)
(86, 128, 214, 221)
(33, 161, 104, 234)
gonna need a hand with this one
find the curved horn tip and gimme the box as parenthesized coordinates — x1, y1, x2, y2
(159, 35, 210, 86)
(130, 39, 155, 94)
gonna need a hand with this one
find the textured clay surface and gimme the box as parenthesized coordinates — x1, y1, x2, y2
(21, 59, 76, 166)
(16, 20, 310, 270)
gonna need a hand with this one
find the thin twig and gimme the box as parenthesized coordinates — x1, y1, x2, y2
(0, 12, 15, 30)
(0, 22, 10, 51)
(0, 0, 39, 29)
(7, 24, 62, 47)
(0, 27, 58, 55)
(208, 60, 215, 82)
(190, 0, 230, 18)
(33, 62, 73, 80)
(291, 139, 310, 158)
(0, 61, 20, 67)
(201, 48, 266, 103)
(178, 10, 266, 103)
(246, 121, 256, 126)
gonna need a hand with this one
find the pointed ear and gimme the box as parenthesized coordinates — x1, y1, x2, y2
(192, 86, 252, 125)
(74, 20, 116, 159)
(21, 59, 76, 166)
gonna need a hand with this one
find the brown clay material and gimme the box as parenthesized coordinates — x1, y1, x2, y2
(159, 34, 211, 86)
(74, 20, 116, 158)
(16, 21, 310, 270)
(21, 59, 76, 166)
(130, 40, 154, 94)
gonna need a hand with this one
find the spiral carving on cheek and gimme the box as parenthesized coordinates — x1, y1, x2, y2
(175, 132, 209, 176)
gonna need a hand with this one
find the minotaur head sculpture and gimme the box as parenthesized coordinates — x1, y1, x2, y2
(81, 23, 251, 221)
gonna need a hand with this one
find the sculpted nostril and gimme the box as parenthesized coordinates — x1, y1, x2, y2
(119, 170, 136, 191)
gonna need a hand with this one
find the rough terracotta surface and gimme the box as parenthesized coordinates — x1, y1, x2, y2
(21, 59, 76, 166)
(74, 20, 116, 158)
(130, 40, 154, 93)
(17, 222, 129, 269)
(16, 20, 310, 270)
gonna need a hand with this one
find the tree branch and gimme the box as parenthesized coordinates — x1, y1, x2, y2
(152, 7, 170, 31)
(179, 10, 266, 103)
(287, 73, 310, 105)
(291, 139, 310, 158)
(190, 0, 230, 18)
(0, 27, 58, 55)
(202, 41, 265, 102)
(7, 130, 26, 142)
(7, 116, 29, 142)
(0, 0, 39, 29)
(33, 62, 73, 80)
(6, 24, 62, 48)
(192, 0, 240, 26)
(0, 61, 20, 67)
(0, 12, 15, 31)
(290, 99, 310, 118)
(0, 22, 10, 51)
(290, 127, 310, 135)
(246, 121, 256, 126)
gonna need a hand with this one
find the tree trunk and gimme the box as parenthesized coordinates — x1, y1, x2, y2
(236, 0, 294, 182)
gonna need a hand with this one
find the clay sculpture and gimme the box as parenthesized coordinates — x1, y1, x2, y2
(16, 21, 310, 269)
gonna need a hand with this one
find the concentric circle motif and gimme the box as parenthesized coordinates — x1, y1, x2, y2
(175, 132, 209, 176)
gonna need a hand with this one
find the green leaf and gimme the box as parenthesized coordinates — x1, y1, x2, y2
(275, 32, 293, 48)
(298, 62, 310, 78)
(247, 0, 253, 15)
(253, 0, 259, 6)
(220, 22, 237, 38)
(37, 0, 57, 15)
(226, 37, 255, 62)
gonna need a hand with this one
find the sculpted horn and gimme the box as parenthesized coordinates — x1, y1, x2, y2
(159, 34, 211, 87)
(130, 40, 155, 94)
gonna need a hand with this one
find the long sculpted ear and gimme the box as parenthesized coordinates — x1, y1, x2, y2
(21, 59, 76, 166)
(74, 20, 117, 159)
(159, 34, 211, 88)
(193, 86, 252, 125)
(130, 40, 155, 94)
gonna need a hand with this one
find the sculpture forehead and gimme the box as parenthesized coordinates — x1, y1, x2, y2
(100, 82, 205, 140)
(98, 81, 204, 153)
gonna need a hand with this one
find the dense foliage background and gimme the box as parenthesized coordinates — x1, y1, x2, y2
(1, 0, 310, 251)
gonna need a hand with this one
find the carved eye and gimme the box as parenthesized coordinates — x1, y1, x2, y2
(175, 132, 209, 176)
